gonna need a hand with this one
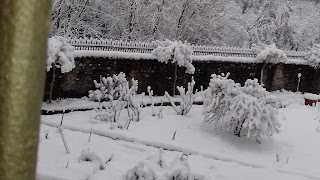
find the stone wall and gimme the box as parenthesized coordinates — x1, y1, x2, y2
(44, 57, 320, 100)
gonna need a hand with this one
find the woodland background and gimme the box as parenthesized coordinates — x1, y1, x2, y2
(50, 0, 320, 51)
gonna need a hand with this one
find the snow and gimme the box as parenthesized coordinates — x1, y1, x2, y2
(304, 93, 319, 101)
(38, 91, 320, 180)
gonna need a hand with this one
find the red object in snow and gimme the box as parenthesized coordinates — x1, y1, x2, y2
(304, 93, 319, 106)
(305, 98, 317, 106)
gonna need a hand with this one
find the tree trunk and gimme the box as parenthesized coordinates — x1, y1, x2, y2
(260, 63, 267, 86)
(172, 62, 178, 96)
(48, 63, 56, 103)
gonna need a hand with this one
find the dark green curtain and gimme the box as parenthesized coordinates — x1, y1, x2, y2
(0, 1, 51, 179)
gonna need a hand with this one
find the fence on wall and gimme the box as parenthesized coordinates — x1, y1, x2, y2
(68, 37, 308, 60)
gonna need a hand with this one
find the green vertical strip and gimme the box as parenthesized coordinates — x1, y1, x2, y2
(0, 0, 51, 180)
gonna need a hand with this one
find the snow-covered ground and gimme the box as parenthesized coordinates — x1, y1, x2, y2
(37, 91, 320, 180)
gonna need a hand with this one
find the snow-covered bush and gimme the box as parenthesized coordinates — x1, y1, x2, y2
(203, 74, 281, 139)
(88, 72, 128, 102)
(47, 36, 75, 103)
(242, 79, 268, 99)
(78, 149, 105, 170)
(252, 43, 288, 84)
(305, 44, 320, 68)
(165, 77, 196, 115)
(243, 78, 283, 109)
(152, 39, 195, 74)
(90, 72, 141, 125)
(126, 150, 193, 180)
(203, 73, 241, 125)
(47, 36, 75, 73)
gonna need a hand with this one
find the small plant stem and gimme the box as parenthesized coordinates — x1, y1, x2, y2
(172, 131, 176, 140)
(88, 127, 93, 142)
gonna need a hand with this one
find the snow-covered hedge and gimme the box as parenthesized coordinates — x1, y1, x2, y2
(305, 44, 320, 68)
(203, 74, 281, 139)
(152, 39, 195, 74)
(47, 36, 75, 73)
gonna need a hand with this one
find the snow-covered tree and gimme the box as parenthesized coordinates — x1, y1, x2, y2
(249, 0, 277, 45)
(152, 39, 194, 95)
(236, 0, 265, 14)
(47, 36, 75, 103)
(152, 39, 194, 74)
(203, 74, 281, 140)
(165, 77, 196, 115)
(252, 43, 287, 85)
(276, 1, 297, 50)
(305, 44, 320, 69)
(47, 36, 75, 73)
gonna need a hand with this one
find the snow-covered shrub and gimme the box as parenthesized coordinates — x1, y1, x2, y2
(243, 78, 283, 109)
(161, 156, 193, 180)
(203, 74, 281, 139)
(126, 150, 193, 180)
(91, 73, 141, 125)
(252, 43, 288, 85)
(305, 44, 320, 68)
(203, 73, 242, 125)
(165, 77, 196, 115)
(47, 36, 75, 73)
(152, 39, 195, 74)
(88, 72, 128, 102)
(78, 149, 105, 170)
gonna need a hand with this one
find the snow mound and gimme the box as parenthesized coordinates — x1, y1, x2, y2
(126, 150, 194, 180)
(78, 149, 105, 170)
(304, 93, 319, 101)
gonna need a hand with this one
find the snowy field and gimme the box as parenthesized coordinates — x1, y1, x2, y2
(37, 91, 320, 180)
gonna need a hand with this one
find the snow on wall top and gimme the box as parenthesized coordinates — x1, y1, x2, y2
(69, 37, 308, 64)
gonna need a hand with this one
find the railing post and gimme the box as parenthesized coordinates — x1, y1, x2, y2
(0, 1, 51, 180)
